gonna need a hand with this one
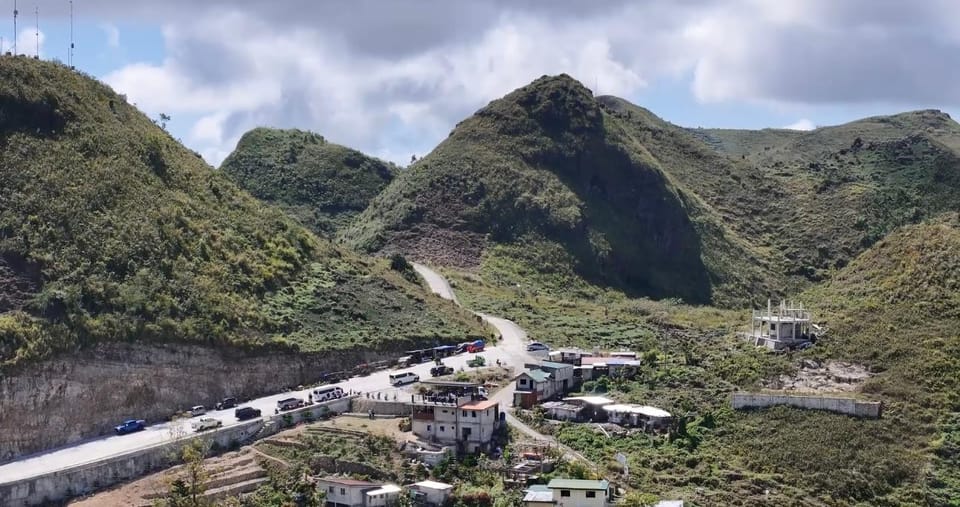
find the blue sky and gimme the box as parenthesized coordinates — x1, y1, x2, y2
(6, 0, 959, 165)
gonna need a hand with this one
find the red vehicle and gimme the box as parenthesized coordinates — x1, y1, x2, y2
(466, 340, 485, 353)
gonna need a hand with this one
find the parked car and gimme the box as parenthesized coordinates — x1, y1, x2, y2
(235, 406, 262, 421)
(467, 339, 485, 353)
(389, 372, 420, 386)
(527, 342, 549, 352)
(114, 419, 146, 435)
(215, 397, 238, 410)
(430, 365, 455, 377)
(312, 386, 344, 402)
(467, 355, 486, 368)
(189, 405, 206, 417)
(277, 397, 305, 411)
(477, 387, 489, 400)
(191, 417, 223, 432)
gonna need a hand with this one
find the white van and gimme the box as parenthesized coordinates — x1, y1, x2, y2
(313, 386, 344, 401)
(389, 372, 420, 386)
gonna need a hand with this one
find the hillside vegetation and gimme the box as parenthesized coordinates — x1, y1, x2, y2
(220, 128, 396, 236)
(688, 110, 960, 280)
(344, 75, 776, 306)
(0, 58, 481, 369)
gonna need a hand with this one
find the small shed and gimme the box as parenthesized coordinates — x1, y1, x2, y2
(542, 401, 585, 421)
(563, 396, 615, 421)
(365, 484, 402, 507)
(603, 404, 673, 430)
(407, 480, 454, 506)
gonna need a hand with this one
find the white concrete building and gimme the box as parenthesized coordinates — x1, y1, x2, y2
(411, 398, 502, 453)
(364, 484, 402, 507)
(406, 480, 454, 506)
(317, 477, 383, 507)
(749, 299, 816, 350)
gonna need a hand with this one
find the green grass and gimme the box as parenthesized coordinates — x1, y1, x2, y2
(0, 58, 481, 369)
(220, 127, 396, 236)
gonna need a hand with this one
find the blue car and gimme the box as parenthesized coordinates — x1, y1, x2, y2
(114, 419, 147, 435)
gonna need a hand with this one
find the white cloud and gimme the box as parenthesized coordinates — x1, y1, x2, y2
(14, 28, 44, 58)
(100, 23, 120, 48)
(91, 0, 960, 166)
(783, 119, 816, 130)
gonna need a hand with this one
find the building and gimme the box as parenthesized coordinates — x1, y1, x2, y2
(515, 361, 577, 408)
(318, 478, 398, 507)
(406, 480, 454, 506)
(579, 357, 641, 379)
(521, 479, 612, 507)
(364, 485, 402, 507)
(531, 361, 576, 392)
(410, 381, 502, 453)
(749, 299, 816, 351)
(542, 400, 584, 421)
(562, 396, 615, 422)
(602, 404, 672, 430)
(514, 369, 554, 408)
(522, 485, 555, 507)
(548, 348, 594, 366)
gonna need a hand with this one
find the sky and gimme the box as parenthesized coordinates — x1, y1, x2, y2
(4, 0, 960, 166)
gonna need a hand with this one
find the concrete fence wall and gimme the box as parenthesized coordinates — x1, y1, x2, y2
(351, 397, 411, 416)
(731, 392, 882, 418)
(0, 396, 353, 507)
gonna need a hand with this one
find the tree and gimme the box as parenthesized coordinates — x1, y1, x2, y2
(159, 113, 171, 131)
(161, 439, 209, 507)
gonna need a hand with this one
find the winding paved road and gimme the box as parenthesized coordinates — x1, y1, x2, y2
(0, 263, 583, 484)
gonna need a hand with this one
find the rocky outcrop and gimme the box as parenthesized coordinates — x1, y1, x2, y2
(0, 342, 394, 462)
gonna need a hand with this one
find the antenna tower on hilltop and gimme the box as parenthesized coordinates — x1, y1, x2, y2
(69, 0, 74, 66)
(12, 0, 17, 55)
(34, 5, 38, 58)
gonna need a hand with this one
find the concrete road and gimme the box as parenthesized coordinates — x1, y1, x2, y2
(0, 264, 540, 484)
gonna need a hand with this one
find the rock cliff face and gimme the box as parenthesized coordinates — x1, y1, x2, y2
(0, 343, 393, 462)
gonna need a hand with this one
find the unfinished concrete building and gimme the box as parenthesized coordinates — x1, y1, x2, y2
(749, 299, 818, 351)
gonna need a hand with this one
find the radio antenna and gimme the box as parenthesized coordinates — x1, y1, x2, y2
(69, 0, 74, 67)
(12, 0, 16, 55)
(34, 5, 38, 58)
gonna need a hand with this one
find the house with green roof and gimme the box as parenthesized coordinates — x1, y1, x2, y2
(522, 479, 612, 507)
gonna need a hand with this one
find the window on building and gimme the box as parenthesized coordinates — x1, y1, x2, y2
(471, 411, 477, 418)
(427, 425, 431, 431)
(586, 491, 596, 498)
(462, 410, 467, 417)
(519, 378, 527, 385)
(560, 490, 571, 497)
(440, 426, 445, 432)
(340, 488, 346, 495)
(328, 486, 334, 493)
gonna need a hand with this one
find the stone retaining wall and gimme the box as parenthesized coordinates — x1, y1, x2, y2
(731, 392, 882, 418)
(0, 396, 352, 507)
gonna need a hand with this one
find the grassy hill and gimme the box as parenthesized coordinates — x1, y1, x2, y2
(443, 217, 960, 505)
(220, 128, 396, 236)
(687, 110, 960, 281)
(0, 57, 481, 369)
(344, 75, 777, 306)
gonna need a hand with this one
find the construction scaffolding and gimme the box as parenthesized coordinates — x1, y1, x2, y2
(749, 299, 817, 351)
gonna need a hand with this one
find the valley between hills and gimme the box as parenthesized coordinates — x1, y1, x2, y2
(2, 57, 960, 506)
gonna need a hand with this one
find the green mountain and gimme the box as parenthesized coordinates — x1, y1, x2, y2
(687, 109, 960, 280)
(344, 75, 776, 306)
(220, 128, 396, 236)
(0, 58, 480, 369)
